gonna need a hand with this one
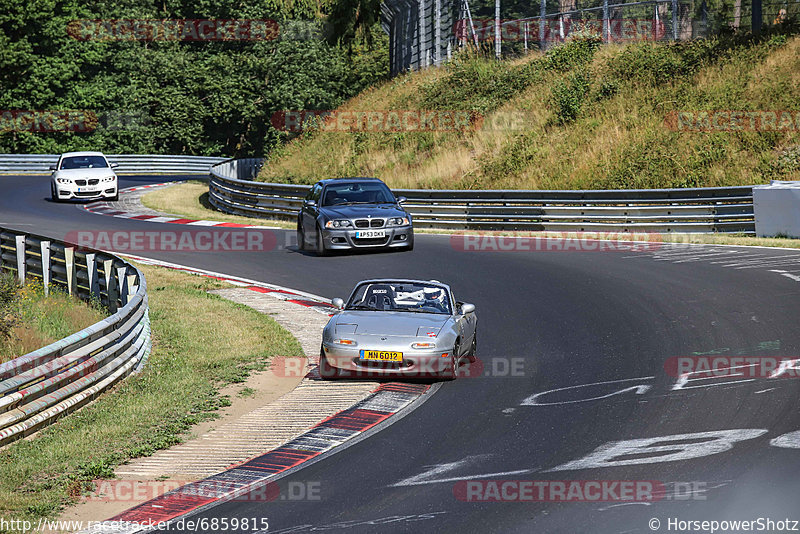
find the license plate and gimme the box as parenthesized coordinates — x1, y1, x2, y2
(360, 350, 403, 362)
(355, 230, 386, 239)
(78, 187, 97, 192)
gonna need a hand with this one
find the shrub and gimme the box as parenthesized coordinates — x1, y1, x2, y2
(551, 70, 592, 123)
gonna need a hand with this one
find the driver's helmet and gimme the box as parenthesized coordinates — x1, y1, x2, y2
(423, 287, 444, 303)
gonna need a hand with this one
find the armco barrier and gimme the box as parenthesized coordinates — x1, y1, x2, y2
(0, 154, 227, 175)
(209, 158, 756, 233)
(0, 227, 150, 447)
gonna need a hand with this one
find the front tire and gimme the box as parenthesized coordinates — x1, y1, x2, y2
(51, 183, 59, 202)
(318, 347, 338, 380)
(315, 226, 328, 256)
(297, 224, 306, 251)
(467, 331, 477, 363)
(442, 341, 460, 381)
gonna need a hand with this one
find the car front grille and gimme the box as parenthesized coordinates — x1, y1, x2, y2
(354, 218, 386, 228)
(88, 179, 99, 185)
(75, 191, 99, 197)
(75, 179, 87, 186)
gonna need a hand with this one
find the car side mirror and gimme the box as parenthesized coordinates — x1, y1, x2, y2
(304, 199, 317, 207)
(396, 196, 407, 204)
(460, 303, 475, 315)
(331, 297, 344, 310)
(49, 165, 56, 171)
(110, 162, 119, 169)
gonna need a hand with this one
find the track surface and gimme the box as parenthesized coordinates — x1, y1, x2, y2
(3, 175, 800, 533)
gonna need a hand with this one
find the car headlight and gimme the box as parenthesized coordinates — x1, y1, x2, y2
(332, 338, 357, 346)
(102, 176, 116, 182)
(387, 217, 410, 226)
(56, 178, 71, 184)
(411, 342, 436, 349)
(325, 220, 352, 229)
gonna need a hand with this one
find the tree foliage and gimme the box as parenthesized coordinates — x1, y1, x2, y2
(0, 0, 388, 156)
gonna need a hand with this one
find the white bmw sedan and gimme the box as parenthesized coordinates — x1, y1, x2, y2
(50, 151, 119, 202)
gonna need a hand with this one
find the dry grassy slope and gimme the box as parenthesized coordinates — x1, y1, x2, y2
(260, 34, 800, 190)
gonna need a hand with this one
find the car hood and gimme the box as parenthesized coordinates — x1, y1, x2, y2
(55, 168, 115, 177)
(335, 311, 448, 337)
(320, 204, 407, 219)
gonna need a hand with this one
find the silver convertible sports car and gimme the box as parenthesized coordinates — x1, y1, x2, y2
(320, 279, 477, 380)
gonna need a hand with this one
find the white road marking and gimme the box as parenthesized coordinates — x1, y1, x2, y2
(520, 377, 653, 406)
(391, 468, 535, 487)
(548, 429, 767, 471)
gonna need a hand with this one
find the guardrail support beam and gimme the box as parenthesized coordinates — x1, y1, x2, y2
(103, 259, 118, 313)
(85, 253, 99, 299)
(40, 241, 51, 296)
(15, 236, 26, 284)
(117, 266, 129, 306)
(65, 246, 76, 295)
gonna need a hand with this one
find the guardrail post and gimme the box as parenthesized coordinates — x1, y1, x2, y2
(127, 273, 138, 303)
(40, 241, 51, 296)
(117, 266, 129, 305)
(65, 246, 76, 295)
(103, 259, 117, 312)
(85, 253, 99, 299)
(15, 235, 26, 284)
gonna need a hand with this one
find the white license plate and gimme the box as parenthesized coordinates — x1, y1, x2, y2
(78, 187, 98, 192)
(355, 230, 386, 239)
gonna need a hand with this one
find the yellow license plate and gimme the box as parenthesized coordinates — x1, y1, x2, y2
(360, 350, 403, 362)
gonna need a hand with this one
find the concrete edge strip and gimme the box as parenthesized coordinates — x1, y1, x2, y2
(83, 182, 800, 253)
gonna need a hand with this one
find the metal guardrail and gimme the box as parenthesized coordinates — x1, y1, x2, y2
(0, 227, 150, 447)
(209, 158, 756, 233)
(0, 154, 228, 175)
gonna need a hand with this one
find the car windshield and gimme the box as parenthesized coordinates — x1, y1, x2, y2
(321, 182, 395, 206)
(60, 156, 108, 169)
(346, 282, 451, 315)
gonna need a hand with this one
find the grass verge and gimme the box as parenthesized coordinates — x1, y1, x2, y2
(140, 181, 295, 229)
(0, 263, 302, 530)
(0, 277, 106, 364)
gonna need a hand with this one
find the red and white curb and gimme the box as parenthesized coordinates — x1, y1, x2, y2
(82, 182, 283, 229)
(88, 383, 433, 533)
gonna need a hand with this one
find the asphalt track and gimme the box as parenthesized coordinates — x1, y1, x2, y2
(3, 175, 800, 533)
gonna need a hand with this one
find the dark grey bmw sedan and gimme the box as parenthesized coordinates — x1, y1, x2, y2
(296, 177, 414, 256)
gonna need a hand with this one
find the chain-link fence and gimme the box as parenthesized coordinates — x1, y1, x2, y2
(381, 0, 799, 72)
